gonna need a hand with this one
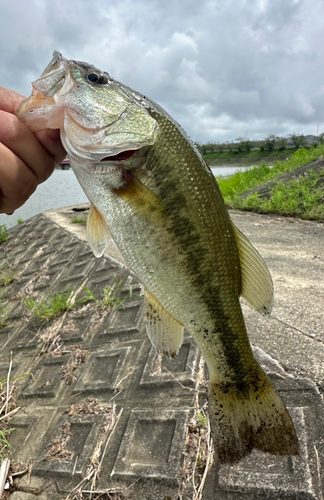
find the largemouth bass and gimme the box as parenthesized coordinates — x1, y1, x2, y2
(17, 52, 299, 465)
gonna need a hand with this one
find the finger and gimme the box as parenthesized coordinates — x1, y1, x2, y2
(0, 86, 26, 114)
(0, 110, 58, 184)
(35, 129, 66, 169)
(0, 142, 37, 214)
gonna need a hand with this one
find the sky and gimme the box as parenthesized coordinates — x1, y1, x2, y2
(1, 0, 324, 144)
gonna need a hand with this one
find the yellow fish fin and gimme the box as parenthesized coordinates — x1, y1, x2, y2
(115, 178, 165, 223)
(209, 365, 299, 465)
(144, 289, 184, 358)
(86, 204, 110, 258)
(231, 220, 274, 315)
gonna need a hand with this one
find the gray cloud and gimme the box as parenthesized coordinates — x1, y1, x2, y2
(1, 0, 324, 142)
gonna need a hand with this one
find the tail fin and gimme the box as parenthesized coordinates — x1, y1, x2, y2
(208, 366, 299, 465)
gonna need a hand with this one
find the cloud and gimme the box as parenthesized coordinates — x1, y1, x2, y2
(1, 0, 324, 142)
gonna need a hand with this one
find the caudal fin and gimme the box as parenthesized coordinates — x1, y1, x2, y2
(208, 367, 299, 465)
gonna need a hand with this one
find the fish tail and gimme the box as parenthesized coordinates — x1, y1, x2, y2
(208, 366, 299, 465)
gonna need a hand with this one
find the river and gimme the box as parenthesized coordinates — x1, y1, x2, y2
(0, 165, 252, 229)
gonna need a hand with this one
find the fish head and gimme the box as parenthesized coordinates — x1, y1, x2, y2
(17, 51, 158, 161)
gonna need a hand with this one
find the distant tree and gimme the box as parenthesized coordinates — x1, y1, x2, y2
(205, 142, 215, 153)
(289, 134, 307, 149)
(317, 133, 324, 145)
(276, 137, 287, 151)
(264, 134, 277, 152)
(235, 137, 245, 153)
(216, 142, 225, 153)
(243, 139, 253, 152)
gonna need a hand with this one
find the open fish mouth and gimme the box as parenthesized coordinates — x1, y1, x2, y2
(99, 150, 137, 162)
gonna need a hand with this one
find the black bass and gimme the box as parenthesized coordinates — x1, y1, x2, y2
(17, 52, 299, 465)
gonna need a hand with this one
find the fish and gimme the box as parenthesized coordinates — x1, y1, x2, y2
(17, 51, 299, 465)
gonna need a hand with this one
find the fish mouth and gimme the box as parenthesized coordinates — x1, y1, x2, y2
(100, 150, 137, 162)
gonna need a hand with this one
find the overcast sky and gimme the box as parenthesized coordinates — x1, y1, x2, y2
(1, 0, 324, 144)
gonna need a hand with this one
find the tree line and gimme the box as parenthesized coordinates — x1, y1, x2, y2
(196, 133, 324, 155)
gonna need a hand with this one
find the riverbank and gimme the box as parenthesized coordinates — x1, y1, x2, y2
(218, 145, 324, 220)
(205, 148, 294, 166)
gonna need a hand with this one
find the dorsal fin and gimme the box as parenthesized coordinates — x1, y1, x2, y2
(86, 204, 110, 258)
(144, 289, 184, 358)
(231, 220, 274, 315)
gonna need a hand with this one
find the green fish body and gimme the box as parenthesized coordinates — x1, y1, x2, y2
(17, 52, 299, 465)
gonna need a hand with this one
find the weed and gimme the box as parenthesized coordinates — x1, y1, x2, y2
(0, 225, 9, 244)
(78, 287, 97, 305)
(0, 269, 15, 287)
(0, 429, 13, 461)
(79, 280, 126, 311)
(17, 218, 24, 224)
(101, 280, 126, 311)
(71, 217, 87, 224)
(195, 412, 208, 430)
(24, 290, 76, 320)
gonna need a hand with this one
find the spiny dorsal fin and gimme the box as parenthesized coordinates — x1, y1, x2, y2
(231, 220, 274, 315)
(86, 204, 110, 258)
(144, 289, 184, 358)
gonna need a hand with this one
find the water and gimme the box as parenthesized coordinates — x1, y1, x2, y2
(210, 165, 253, 177)
(0, 169, 88, 229)
(0, 165, 252, 230)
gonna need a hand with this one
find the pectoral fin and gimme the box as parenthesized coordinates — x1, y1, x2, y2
(231, 220, 274, 315)
(144, 290, 184, 358)
(115, 178, 165, 224)
(86, 204, 110, 258)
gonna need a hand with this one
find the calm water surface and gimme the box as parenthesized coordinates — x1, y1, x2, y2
(0, 165, 251, 229)
(0, 170, 87, 229)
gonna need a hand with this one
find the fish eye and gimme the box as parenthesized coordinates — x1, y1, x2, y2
(86, 72, 108, 85)
(87, 72, 99, 83)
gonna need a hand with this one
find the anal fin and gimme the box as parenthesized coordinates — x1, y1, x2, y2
(144, 290, 184, 358)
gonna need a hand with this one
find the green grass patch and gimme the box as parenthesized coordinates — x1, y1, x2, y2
(218, 146, 324, 201)
(17, 218, 24, 224)
(0, 225, 9, 244)
(235, 172, 324, 219)
(0, 269, 15, 287)
(24, 290, 76, 320)
(25, 280, 129, 320)
(218, 146, 324, 220)
(80, 279, 127, 311)
(0, 428, 14, 461)
(71, 217, 87, 224)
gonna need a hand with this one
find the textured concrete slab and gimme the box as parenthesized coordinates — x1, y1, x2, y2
(0, 209, 323, 499)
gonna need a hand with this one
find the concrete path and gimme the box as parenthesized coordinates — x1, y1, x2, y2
(0, 205, 323, 499)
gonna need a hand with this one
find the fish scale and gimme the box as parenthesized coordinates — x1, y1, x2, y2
(16, 51, 299, 465)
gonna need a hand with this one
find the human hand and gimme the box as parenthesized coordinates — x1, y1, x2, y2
(0, 86, 66, 214)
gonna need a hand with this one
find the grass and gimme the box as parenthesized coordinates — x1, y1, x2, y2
(237, 172, 324, 219)
(25, 280, 128, 320)
(17, 218, 24, 224)
(80, 279, 126, 311)
(0, 290, 8, 329)
(0, 269, 15, 287)
(218, 145, 324, 219)
(71, 217, 87, 224)
(0, 429, 13, 461)
(0, 225, 9, 244)
(24, 289, 76, 320)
